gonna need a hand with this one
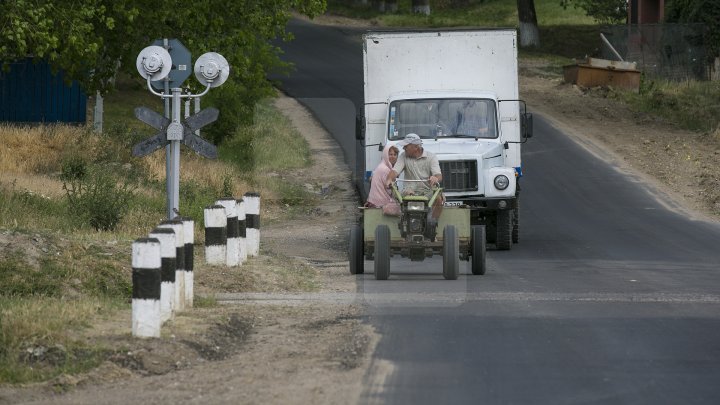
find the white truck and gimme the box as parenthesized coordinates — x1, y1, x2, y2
(358, 29, 533, 250)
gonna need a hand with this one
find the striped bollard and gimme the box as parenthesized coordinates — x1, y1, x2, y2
(216, 198, 240, 267)
(180, 217, 194, 307)
(132, 238, 162, 338)
(148, 227, 176, 322)
(159, 219, 185, 312)
(244, 192, 260, 257)
(204, 204, 227, 265)
(236, 198, 247, 263)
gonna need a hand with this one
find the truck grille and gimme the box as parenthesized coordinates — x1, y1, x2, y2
(439, 160, 478, 192)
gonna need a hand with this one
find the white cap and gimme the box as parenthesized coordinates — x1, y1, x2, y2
(397, 133, 422, 146)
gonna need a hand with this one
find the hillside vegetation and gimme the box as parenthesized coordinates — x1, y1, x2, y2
(326, 0, 720, 136)
(0, 76, 315, 383)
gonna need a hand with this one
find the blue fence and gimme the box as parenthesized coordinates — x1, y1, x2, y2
(0, 58, 86, 123)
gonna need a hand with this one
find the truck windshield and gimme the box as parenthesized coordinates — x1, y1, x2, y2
(388, 98, 497, 140)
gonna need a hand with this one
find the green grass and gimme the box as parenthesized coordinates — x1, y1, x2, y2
(0, 182, 73, 231)
(219, 98, 316, 209)
(618, 77, 720, 133)
(0, 296, 119, 384)
(327, 0, 595, 27)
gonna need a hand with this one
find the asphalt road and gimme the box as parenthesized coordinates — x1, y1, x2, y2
(273, 18, 720, 404)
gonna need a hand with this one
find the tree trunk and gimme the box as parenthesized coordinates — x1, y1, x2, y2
(517, 0, 540, 47)
(412, 0, 430, 15)
(386, 0, 398, 13)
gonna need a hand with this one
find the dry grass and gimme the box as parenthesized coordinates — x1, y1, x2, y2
(0, 173, 66, 198)
(0, 124, 97, 174)
(0, 297, 105, 345)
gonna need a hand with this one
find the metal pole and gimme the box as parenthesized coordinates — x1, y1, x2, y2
(600, 33, 624, 62)
(194, 97, 201, 136)
(163, 38, 173, 219)
(170, 88, 182, 217)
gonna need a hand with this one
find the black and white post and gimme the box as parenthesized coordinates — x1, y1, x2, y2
(216, 198, 240, 267)
(244, 192, 260, 257)
(236, 198, 247, 263)
(180, 216, 194, 307)
(132, 238, 162, 338)
(148, 227, 176, 322)
(204, 204, 227, 265)
(159, 219, 185, 311)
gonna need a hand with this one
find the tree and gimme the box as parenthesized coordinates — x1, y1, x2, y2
(560, 0, 627, 25)
(412, 0, 430, 15)
(518, 0, 540, 47)
(1, 0, 326, 143)
(666, 0, 720, 60)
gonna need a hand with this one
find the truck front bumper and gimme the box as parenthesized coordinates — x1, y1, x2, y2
(445, 196, 516, 211)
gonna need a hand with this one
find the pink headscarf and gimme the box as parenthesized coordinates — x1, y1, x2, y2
(367, 143, 398, 209)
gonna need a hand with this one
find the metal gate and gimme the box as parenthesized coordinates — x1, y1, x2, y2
(0, 58, 86, 123)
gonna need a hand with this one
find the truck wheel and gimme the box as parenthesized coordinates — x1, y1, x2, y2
(374, 225, 390, 280)
(349, 225, 364, 275)
(512, 201, 519, 244)
(496, 210, 512, 251)
(471, 225, 487, 275)
(442, 225, 459, 280)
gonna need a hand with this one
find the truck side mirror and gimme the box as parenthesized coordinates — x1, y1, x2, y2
(522, 113, 533, 138)
(355, 115, 365, 140)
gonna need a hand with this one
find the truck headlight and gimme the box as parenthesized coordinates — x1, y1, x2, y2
(407, 201, 426, 211)
(494, 175, 509, 190)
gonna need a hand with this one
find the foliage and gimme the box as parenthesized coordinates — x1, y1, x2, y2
(620, 77, 720, 133)
(61, 157, 136, 231)
(327, 0, 595, 27)
(666, 0, 720, 59)
(559, 0, 627, 24)
(1, 0, 326, 143)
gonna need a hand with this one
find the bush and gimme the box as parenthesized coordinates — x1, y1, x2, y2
(61, 157, 136, 231)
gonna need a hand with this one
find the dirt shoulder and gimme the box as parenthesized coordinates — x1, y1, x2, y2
(0, 94, 376, 405)
(519, 66, 720, 223)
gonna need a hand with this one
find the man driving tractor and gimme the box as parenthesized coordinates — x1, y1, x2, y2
(385, 133, 444, 219)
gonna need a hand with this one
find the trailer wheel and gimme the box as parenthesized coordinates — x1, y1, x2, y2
(471, 225, 487, 275)
(374, 225, 390, 280)
(496, 210, 512, 251)
(442, 225, 459, 280)
(349, 225, 364, 275)
(512, 200, 519, 244)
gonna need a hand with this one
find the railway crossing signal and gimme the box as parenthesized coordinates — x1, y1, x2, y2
(135, 39, 229, 218)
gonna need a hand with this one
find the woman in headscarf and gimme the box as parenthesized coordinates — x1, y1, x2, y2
(366, 143, 400, 215)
